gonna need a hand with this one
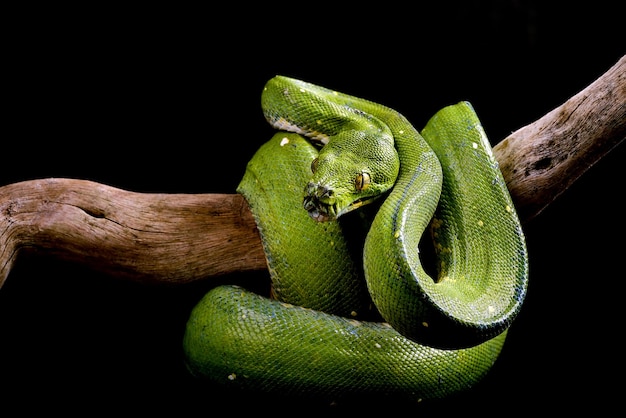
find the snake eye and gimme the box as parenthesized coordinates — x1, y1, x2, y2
(355, 171, 371, 192)
(311, 158, 319, 173)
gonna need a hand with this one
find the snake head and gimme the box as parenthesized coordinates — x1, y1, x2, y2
(303, 131, 399, 222)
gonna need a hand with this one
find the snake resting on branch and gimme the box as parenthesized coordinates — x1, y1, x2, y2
(183, 76, 529, 402)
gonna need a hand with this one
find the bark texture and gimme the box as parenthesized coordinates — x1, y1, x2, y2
(493, 55, 626, 222)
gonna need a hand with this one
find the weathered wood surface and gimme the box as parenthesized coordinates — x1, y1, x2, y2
(494, 54, 625, 222)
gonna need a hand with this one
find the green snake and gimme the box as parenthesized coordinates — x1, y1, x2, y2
(183, 76, 529, 402)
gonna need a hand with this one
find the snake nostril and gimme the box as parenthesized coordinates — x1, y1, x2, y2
(303, 196, 315, 211)
(319, 185, 332, 199)
(306, 182, 333, 199)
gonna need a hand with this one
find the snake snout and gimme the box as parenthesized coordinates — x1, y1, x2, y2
(303, 182, 336, 222)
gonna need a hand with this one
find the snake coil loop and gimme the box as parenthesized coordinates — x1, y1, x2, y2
(183, 76, 529, 402)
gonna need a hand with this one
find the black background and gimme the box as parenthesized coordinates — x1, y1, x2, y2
(2, 2, 624, 414)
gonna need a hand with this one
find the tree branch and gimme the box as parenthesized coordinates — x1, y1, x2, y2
(0, 185, 265, 288)
(493, 55, 626, 222)
(1, 55, 624, 289)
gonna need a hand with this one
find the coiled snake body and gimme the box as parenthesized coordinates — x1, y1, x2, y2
(183, 76, 529, 402)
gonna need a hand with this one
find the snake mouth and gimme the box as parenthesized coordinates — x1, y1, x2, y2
(303, 194, 336, 222)
(303, 186, 378, 222)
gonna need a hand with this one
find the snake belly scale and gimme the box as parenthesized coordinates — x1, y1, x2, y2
(183, 76, 529, 402)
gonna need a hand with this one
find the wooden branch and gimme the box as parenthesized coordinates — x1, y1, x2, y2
(1, 55, 624, 289)
(0, 184, 266, 288)
(493, 55, 626, 222)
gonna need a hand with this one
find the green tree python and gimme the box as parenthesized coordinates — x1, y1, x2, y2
(183, 76, 529, 402)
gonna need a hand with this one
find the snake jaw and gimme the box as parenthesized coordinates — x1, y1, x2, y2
(303, 182, 338, 222)
(303, 181, 380, 222)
